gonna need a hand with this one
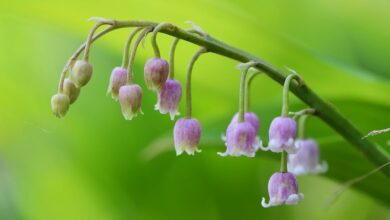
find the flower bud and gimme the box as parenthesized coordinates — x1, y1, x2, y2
(155, 79, 182, 120)
(288, 139, 328, 175)
(173, 118, 202, 155)
(51, 93, 70, 118)
(71, 60, 93, 87)
(261, 172, 304, 208)
(144, 58, 169, 91)
(219, 121, 261, 157)
(260, 116, 298, 153)
(118, 84, 143, 120)
(63, 79, 80, 104)
(107, 67, 128, 100)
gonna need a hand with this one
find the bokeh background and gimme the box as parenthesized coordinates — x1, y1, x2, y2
(1, 0, 390, 219)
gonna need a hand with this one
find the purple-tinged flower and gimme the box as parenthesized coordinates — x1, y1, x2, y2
(174, 118, 202, 155)
(71, 60, 93, 87)
(118, 84, 143, 120)
(288, 139, 328, 175)
(227, 112, 260, 134)
(261, 172, 304, 208)
(144, 58, 169, 91)
(107, 67, 128, 100)
(219, 121, 261, 157)
(260, 116, 298, 153)
(63, 79, 80, 104)
(51, 93, 70, 118)
(155, 79, 182, 120)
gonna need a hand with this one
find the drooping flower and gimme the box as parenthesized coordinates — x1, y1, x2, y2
(144, 58, 169, 91)
(71, 60, 93, 87)
(260, 116, 298, 153)
(227, 112, 260, 134)
(107, 67, 128, 100)
(288, 139, 328, 175)
(118, 84, 143, 120)
(261, 172, 304, 208)
(219, 120, 261, 157)
(155, 79, 182, 120)
(173, 118, 202, 155)
(63, 79, 80, 104)
(51, 93, 70, 118)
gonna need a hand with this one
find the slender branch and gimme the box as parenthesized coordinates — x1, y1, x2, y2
(151, 22, 173, 58)
(122, 27, 144, 68)
(60, 18, 390, 177)
(127, 27, 153, 83)
(186, 48, 207, 118)
(245, 71, 261, 112)
(169, 38, 180, 79)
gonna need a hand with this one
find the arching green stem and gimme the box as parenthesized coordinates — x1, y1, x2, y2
(186, 48, 207, 118)
(281, 152, 288, 173)
(126, 27, 153, 84)
(122, 27, 143, 68)
(245, 71, 261, 112)
(151, 22, 173, 58)
(83, 22, 105, 61)
(281, 74, 301, 117)
(238, 68, 249, 122)
(169, 38, 180, 79)
(298, 114, 309, 139)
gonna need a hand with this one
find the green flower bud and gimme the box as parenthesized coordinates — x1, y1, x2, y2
(71, 60, 93, 87)
(63, 79, 80, 104)
(51, 93, 70, 118)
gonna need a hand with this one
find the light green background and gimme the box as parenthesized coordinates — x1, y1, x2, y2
(0, 0, 389, 219)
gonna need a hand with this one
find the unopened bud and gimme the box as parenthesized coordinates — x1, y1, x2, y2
(118, 84, 143, 120)
(107, 67, 128, 100)
(144, 58, 169, 91)
(63, 79, 80, 104)
(51, 93, 70, 118)
(71, 60, 93, 87)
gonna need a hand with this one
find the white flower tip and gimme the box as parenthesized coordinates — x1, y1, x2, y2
(261, 197, 271, 208)
(221, 133, 226, 142)
(286, 193, 304, 205)
(217, 151, 228, 157)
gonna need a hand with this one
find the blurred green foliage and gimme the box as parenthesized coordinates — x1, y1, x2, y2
(0, 0, 389, 219)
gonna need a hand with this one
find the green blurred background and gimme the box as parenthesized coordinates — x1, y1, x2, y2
(1, 0, 390, 219)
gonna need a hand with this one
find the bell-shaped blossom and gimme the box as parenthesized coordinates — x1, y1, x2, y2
(144, 58, 169, 91)
(288, 139, 328, 175)
(260, 116, 298, 153)
(219, 120, 261, 157)
(107, 67, 128, 100)
(118, 84, 143, 120)
(71, 60, 93, 87)
(173, 118, 201, 155)
(51, 93, 70, 118)
(63, 79, 80, 104)
(155, 79, 182, 120)
(261, 172, 304, 208)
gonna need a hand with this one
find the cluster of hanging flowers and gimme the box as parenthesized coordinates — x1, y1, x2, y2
(51, 19, 328, 208)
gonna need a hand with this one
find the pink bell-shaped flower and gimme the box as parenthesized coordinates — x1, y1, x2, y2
(261, 172, 304, 208)
(288, 139, 328, 175)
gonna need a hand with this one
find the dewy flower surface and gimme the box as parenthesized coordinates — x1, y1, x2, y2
(262, 172, 304, 208)
(261, 116, 298, 153)
(288, 139, 328, 175)
(118, 84, 143, 120)
(107, 67, 128, 100)
(173, 118, 201, 155)
(144, 58, 169, 91)
(155, 79, 182, 120)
